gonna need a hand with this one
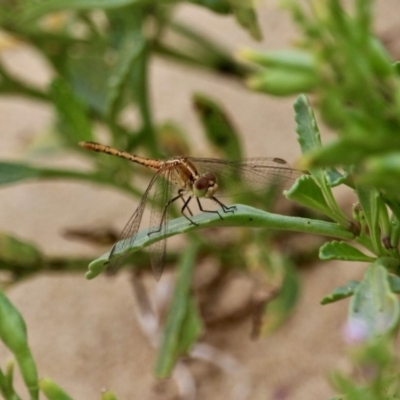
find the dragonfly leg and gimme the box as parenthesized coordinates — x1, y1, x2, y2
(181, 196, 194, 217)
(148, 192, 184, 236)
(196, 197, 234, 220)
(211, 196, 237, 215)
(181, 195, 199, 226)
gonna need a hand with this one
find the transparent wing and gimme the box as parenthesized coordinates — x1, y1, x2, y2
(187, 157, 302, 197)
(107, 169, 166, 273)
(146, 167, 174, 280)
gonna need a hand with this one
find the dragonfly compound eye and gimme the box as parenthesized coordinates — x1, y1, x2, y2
(193, 172, 218, 198)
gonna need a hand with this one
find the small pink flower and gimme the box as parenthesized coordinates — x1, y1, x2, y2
(342, 318, 369, 344)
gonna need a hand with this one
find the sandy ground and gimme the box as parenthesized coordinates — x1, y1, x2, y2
(0, 1, 399, 399)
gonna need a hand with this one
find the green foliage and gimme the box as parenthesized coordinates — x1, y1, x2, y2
(101, 391, 119, 400)
(155, 244, 203, 378)
(192, 93, 243, 160)
(348, 260, 399, 340)
(319, 241, 375, 263)
(331, 339, 400, 400)
(1, 0, 400, 398)
(39, 378, 73, 400)
(321, 281, 360, 305)
(85, 204, 353, 279)
(0, 289, 38, 400)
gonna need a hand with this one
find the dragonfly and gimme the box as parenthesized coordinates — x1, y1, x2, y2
(79, 141, 300, 280)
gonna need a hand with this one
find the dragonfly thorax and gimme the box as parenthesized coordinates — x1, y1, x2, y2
(193, 172, 218, 198)
(170, 159, 218, 199)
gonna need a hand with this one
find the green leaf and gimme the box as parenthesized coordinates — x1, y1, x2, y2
(175, 297, 203, 356)
(239, 49, 316, 72)
(355, 186, 382, 255)
(101, 391, 119, 400)
(330, 370, 366, 400)
(155, 244, 200, 378)
(0, 233, 43, 269)
(0, 361, 22, 400)
(229, 0, 262, 40)
(19, 0, 169, 22)
(294, 94, 321, 153)
(284, 175, 335, 218)
(389, 274, 400, 294)
(50, 78, 93, 143)
(357, 152, 400, 197)
(321, 280, 359, 305)
(193, 93, 242, 160)
(39, 378, 73, 400)
(293, 95, 325, 182)
(319, 241, 375, 262)
(85, 204, 354, 279)
(324, 168, 348, 187)
(0, 161, 99, 190)
(66, 47, 110, 115)
(187, 0, 231, 14)
(303, 134, 400, 168)
(261, 258, 300, 332)
(308, 139, 372, 167)
(247, 69, 316, 96)
(293, 95, 351, 228)
(0, 289, 38, 400)
(105, 33, 146, 119)
(348, 260, 400, 339)
(0, 162, 41, 186)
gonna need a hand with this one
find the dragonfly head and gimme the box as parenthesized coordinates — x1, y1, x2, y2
(193, 172, 218, 198)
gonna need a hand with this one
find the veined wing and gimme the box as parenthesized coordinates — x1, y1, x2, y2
(188, 157, 303, 197)
(146, 165, 175, 280)
(107, 168, 167, 273)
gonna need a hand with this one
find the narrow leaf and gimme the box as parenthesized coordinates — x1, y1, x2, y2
(319, 241, 375, 262)
(0, 233, 43, 270)
(321, 281, 359, 305)
(0, 162, 41, 186)
(106, 33, 145, 118)
(355, 186, 382, 254)
(175, 297, 203, 355)
(293, 94, 327, 187)
(40, 378, 73, 400)
(85, 204, 354, 279)
(248, 69, 316, 96)
(260, 259, 300, 333)
(187, 0, 231, 14)
(102, 391, 119, 400)
(19, 0, 157, 22)
(239, 49, 316, 72)
(67, 48, 110, 115)
(193, 93, 242, 160)
(50, 78, 93, 143)
(0, 289, 38, 400)
(230, 0, 262, 40)
(0, 361, 22, 400)
(293, 94, 322, 155)
(155, 244, 199, 378)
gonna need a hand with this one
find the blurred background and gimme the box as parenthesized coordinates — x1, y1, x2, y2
(1, 1, 400, 399)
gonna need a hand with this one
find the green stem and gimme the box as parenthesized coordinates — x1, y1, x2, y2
(86, 204, 357, 279)
(0, 366, 23, 400)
